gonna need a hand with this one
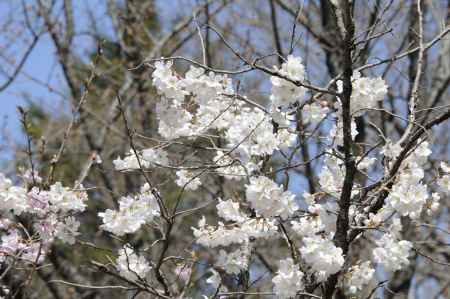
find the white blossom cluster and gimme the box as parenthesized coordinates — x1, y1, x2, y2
(113, 147, 169, 171)
(215, 246, 250, 275)
(330, 70, 388, 147)
(291, 201, 337, 238)
(175, 169, 202, 190)
(0, 172, 87, 265)
(318, 155, 346, 197)
(98, 183, 160, 236)
(302, 102, 329, 124)
(336, 71, 388, 116)
(148, 60, 300, 183)
(270, 55, 307, 108)
(272, 258, 304, 298)
(373, 233, 413, 272)
(191, 194, 282, 276)
(386, 141, 432, 218)
(192, 211, 278, 248)
(245, 176, 299, 219)
(344, 261, 375, 293)
(300, 236, 345, 282)
(116, 245, 152, 281)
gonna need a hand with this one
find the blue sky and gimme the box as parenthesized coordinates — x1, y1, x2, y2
(0, 0, 193, 161)
(0, 0, 110, 160)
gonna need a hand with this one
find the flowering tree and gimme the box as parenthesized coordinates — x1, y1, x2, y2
(1, 0, 450, 298)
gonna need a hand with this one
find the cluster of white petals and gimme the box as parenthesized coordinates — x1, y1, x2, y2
(345, 261, 375, 293)
(373, 233, 412, 272)
(336, 71, 388, 116)
(98, 184, 160, 236)
(113, 147, 169, 170)
(152, 61, 238, 140)
(302, 102, 329, 124)
(151, 60, 291, 164)
(225, 107, 280, 157)
(387, 141, 431, 218)
(192, 216, 277, 248)
(318, 155, 346, 197)
(272, 258, 304, 298)
(245, 176, 298, 219)
(299, 236, 345, 281)
(291, 203, 336, 237)
(54, 216, 80, 245)
(329, 118, 358, 146)
(116, 245, 151, 281)
(216, 199, 247, 223)
(175, 170, 202, 190)
(270, 55, 307, 108)
(0, 172, 87, 265)
(213, 151, 256, 181)
(216, 246, 249, 275)
(381, 139, 403, 159)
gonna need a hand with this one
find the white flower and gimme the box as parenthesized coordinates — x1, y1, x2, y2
(302, 102, 329, 124)
(364, 207, 393, 228)
(299, 236, 344, 281)
(192, 217, 277, 248)
(216, 199, 247, 223)
(156, 98, 194, 139)
(175, 170, 202, 190)
(47, 182, 87, 213)
(381, 140, 402, 159)
(357, 156, 376, 170)
(302, 192, 316, 205)
(426, 193, 440, 215)
(277, 129, 297, 151)
(0, 174, 88, 265)
(387, 170, 428, 219)
(55, 216, 80, 245)
(0, 229, 26, 258)
(318, 155, 345, 196)
(0, 173, 28, 215)
(99, 185, 160, 236)
(116, 246, 151, 281)
(152, 60, 240, 140)
(245, 176, 298, 219)
(213, 151, 247, 180)
(345, 261, 374, 293)
(440, 161, 450, 173)
(270, 55, 307, 108)
(152, 60, 187, 101)
(113, 150, 145, 171)
(291, 203, 336, 237)
(373, 233, 412, 272)
(142, 148, 169, 166)
(114, 148, 169, 171)
(226, 108, 279, 157)
(329, 118, 358, 147)
(336, 71, 387, 116)
(215, 247, 249, 275)
(272, 258, 304, 298)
